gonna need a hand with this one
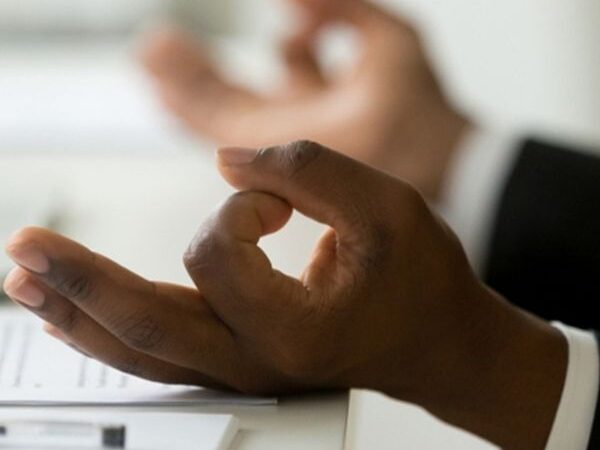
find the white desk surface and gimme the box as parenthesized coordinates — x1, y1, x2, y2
(0, 386, 348, 450)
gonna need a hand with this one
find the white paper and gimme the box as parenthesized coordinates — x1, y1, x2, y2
(0, 313, 275, 406)
(0, 410, 239, 450)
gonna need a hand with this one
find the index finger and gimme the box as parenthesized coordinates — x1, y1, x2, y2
(4, 227, 238, 382)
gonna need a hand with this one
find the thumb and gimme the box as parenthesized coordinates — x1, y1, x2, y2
(216, 141, 413, 240)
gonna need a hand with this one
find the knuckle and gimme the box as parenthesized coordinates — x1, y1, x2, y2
(183, 230, 229, 278)
(257, 140, 325, 179)
(283, 140, 324, 178)
(357, 221, 397, 272)
(50, 253, 100, 303)
(53, 307, 81, 334)
(49, 253, 98, 302)
(53, 271, 95, 302)
(116, 313, 166, 352)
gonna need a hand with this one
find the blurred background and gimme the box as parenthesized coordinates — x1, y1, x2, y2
(1, 0, 599, 448)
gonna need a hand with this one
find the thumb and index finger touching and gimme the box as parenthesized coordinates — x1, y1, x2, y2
(215, 142, 385, 234)
(184, 141, 404, 322)
(283, 0, 414, 88)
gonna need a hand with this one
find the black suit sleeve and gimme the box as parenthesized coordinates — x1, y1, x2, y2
(483, 139, 600, 330)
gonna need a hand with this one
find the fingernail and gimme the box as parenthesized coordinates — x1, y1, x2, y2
(5, 245, 50, 274)
(3, 267, 45, 308)
(217, 147, 258, 165)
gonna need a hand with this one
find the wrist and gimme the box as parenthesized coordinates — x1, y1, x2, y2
(416, 286, 568, 449)
(388, 99, 473, 200)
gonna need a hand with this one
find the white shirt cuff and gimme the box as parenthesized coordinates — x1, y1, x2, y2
(546, 324, 599, 450)
(438, 128, 521, 275)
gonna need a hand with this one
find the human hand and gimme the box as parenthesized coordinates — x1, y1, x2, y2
(141, 0, 470, 199)
(5, 141, 565, 449)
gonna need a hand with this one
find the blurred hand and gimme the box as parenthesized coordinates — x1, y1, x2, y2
(5, 141, 564, 449)
(142, 0, 470, 198)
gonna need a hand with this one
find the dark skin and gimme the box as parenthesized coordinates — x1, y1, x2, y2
(5, 142, 566, 450)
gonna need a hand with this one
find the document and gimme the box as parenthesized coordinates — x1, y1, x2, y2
(0, 312, 275, 406)
(0, 410, 239, 450)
